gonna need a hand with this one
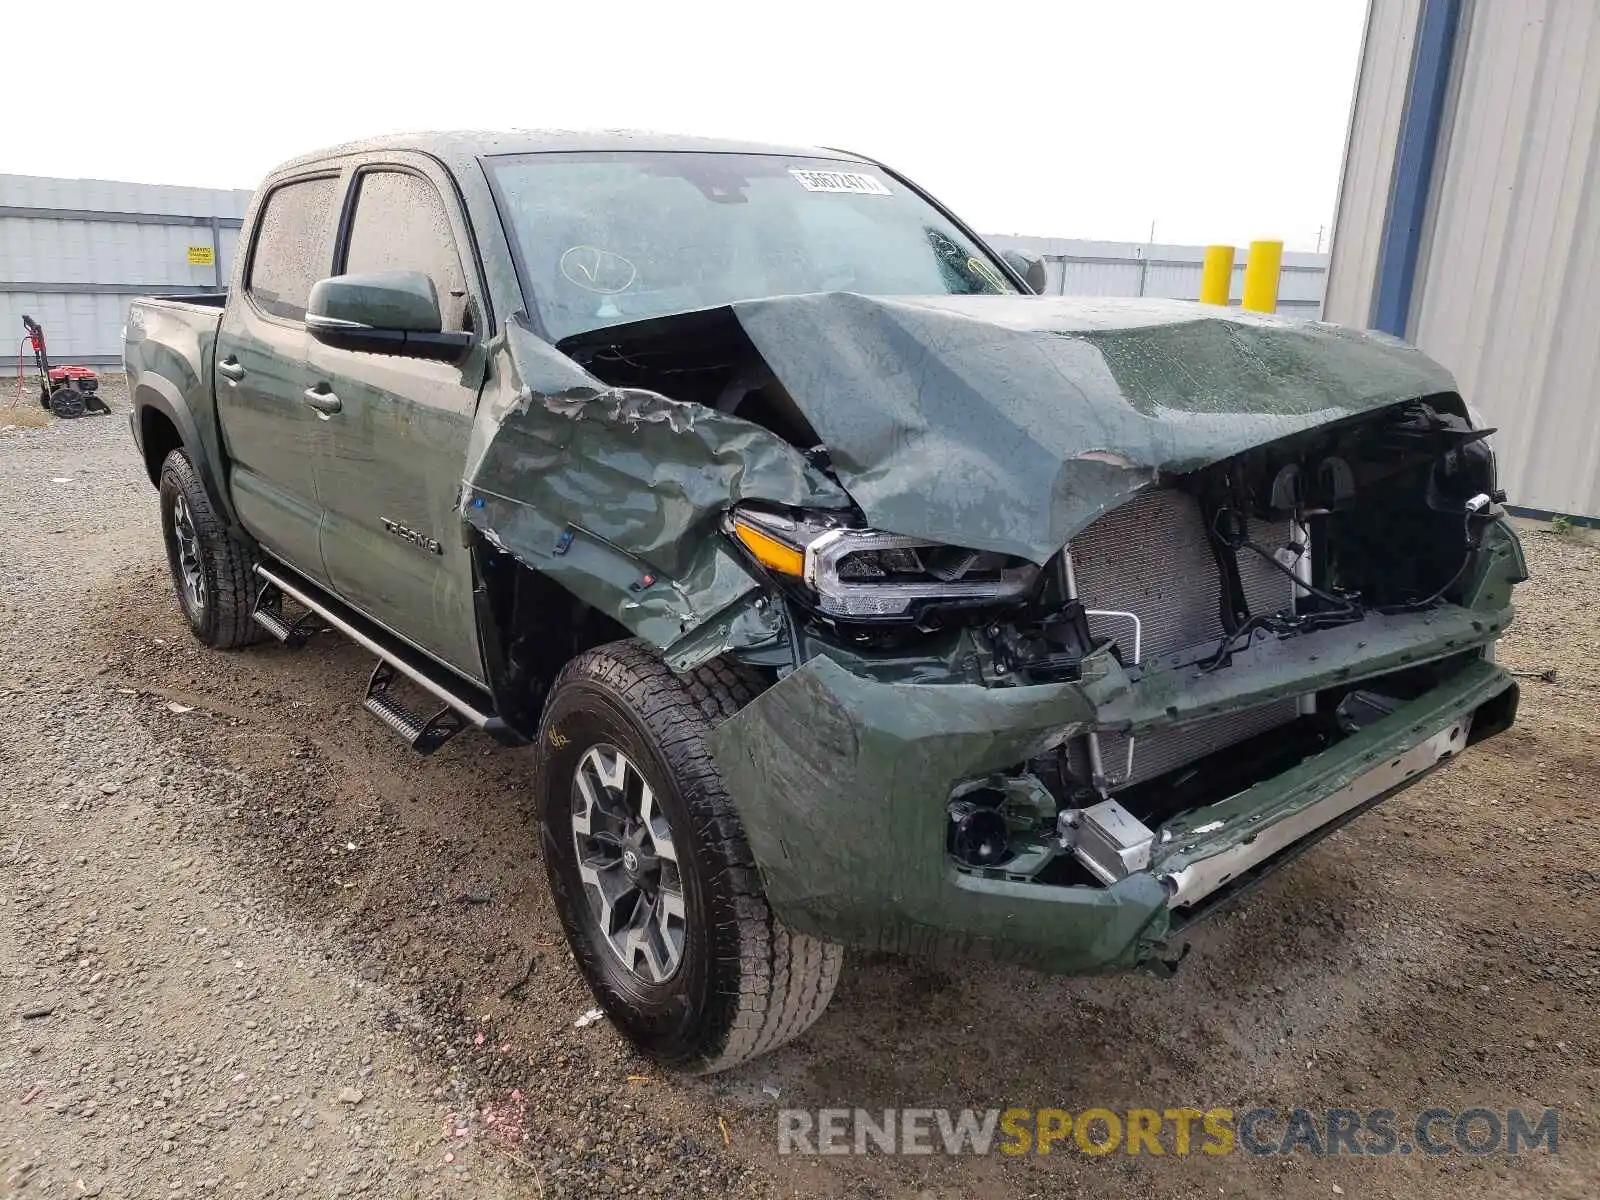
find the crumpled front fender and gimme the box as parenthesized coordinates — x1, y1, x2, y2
(706, 653, 1172, 973)
(460, 315, 851, 669)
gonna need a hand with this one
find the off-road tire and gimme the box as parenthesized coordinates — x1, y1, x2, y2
(158, 449, 266, 649)
(538, 640, 843, 1073)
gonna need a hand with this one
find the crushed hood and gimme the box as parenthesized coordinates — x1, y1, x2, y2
(460, 295, 1456, 666)
(722, 293, 1459, 563)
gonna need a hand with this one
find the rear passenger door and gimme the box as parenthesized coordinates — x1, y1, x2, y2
(309, 160, 487, 681)
(214, 173, 339, 585)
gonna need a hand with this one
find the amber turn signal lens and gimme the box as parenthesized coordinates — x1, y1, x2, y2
(731, 519, 805, 576)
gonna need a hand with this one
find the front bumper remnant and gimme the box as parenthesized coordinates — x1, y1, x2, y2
(1157, 718, 1465, 908)
(708, 645, 1516, 976)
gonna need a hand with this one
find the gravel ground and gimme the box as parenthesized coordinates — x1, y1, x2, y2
(2, 378, 1596, 1198)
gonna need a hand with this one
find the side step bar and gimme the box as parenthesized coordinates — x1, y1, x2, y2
(253, 562, 504, 752)
(363, 661, 468, 754)
(251, 579, 323, 648)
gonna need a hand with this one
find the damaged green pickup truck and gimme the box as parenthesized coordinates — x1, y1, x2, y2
(124, 131, 1525, 1072)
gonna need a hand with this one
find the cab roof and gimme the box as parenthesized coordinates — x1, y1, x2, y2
(272, 129, 872, 179)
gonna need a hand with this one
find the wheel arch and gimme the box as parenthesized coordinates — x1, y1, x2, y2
(131, 376, 239, 530)
(471, 535, 634, 739)
(137, 405, 183, 487)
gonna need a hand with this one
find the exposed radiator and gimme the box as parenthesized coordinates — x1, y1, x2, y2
(1068, 488, 1300, 790)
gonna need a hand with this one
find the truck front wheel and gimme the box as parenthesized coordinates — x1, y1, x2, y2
(158, 449, 265, 649)
(538, 641, 842, 1073)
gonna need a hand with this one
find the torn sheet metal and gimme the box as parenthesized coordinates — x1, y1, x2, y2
(724, 293, 1459, 564)
(462, 315, 849, 659)
(706, 650, 1174, 973)
(462, 296, 1459, 659)
(707, 627, 1516, 972)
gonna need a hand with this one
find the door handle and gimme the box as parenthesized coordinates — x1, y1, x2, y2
(302, 385, 342, 418)
(218, 357, 245, 382)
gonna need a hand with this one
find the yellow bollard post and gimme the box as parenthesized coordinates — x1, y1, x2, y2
(1241, 240, 1284, 313)
(1199, 245, 1235, 305)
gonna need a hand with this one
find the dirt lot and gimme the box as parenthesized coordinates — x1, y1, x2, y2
(2, 379, 1596, 1199)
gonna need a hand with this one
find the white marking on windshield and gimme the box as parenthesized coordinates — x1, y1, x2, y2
(788, 169, 891, 195)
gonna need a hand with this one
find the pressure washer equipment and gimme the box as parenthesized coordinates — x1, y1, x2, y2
(16, 315, 108, 418)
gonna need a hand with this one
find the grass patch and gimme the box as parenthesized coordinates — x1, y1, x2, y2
(1, 403, 54, 431)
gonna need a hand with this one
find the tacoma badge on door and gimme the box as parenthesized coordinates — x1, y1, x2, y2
(380, 517, 442, 555)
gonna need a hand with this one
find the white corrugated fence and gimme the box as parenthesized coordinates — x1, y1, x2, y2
(1, 174, 251, 371)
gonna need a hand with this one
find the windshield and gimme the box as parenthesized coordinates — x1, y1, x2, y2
(487, 151, 1016, 342)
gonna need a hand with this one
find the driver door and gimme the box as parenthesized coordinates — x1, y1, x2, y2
(309, 159, 488, 681)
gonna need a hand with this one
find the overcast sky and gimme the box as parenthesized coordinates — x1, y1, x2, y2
(12, 0, 1366, 250)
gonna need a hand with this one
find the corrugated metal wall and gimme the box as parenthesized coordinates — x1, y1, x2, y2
(1325, 0, 1600, 520)
(1322, 0, 1424, 324)
(984, 234, 1329, 318)
(1, 174, 251, 372)
(1412, 0, 1600, 520)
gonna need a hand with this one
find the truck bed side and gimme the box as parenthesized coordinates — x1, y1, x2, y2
(124, 294, 236, 525)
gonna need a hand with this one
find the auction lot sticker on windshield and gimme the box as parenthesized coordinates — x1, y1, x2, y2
(789, 169, 891, 195)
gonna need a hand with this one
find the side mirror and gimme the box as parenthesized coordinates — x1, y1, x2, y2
(306, 270, 470, 361)
(1000, 249, 1050, 296)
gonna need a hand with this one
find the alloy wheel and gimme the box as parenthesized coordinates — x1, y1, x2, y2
(570, 743, 686, 984)
(170, 493, 207, 613)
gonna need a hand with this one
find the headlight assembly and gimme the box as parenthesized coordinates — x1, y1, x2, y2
(728, 506, 1037, 620)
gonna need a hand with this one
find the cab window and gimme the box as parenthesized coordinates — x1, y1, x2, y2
(341, 170, 470, 332)
(246, 176, 340, 322)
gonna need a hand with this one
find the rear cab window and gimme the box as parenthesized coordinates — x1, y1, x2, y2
(245, 176, 340, 322)
(340, 170, 472, 332)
